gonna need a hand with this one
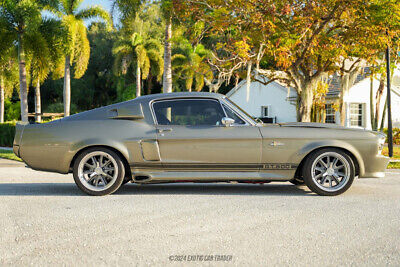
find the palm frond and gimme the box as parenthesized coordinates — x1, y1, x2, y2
(75, 5, 112, 28)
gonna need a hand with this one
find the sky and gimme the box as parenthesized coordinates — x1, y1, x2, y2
(80, 0, 119, 26)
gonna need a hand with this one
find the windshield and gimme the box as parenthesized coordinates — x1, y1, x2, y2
(224, 97, 257, 124)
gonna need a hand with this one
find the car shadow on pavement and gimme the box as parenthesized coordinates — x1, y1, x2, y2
(116, 183, 315, 196)
(0, 182, 315, 196)
(0, 183, 83, 196)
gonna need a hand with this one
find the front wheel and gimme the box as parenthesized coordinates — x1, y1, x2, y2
(302, 149, 355, 196)
(73, 148, 125, 196)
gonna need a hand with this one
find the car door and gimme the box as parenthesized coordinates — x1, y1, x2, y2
(152, 98, 262, 171)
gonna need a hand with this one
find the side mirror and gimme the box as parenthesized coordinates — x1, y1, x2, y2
(221, 117, 235, 127)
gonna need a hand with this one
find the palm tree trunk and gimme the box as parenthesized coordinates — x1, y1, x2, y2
(147, 74, 152, 95)
(0, 76, 4, 123)
(35, 79, 41, 123)
(136, 63, 141, 98)
(18, 34, 29, 122)
(63, 56, 71, 117)
(162, 16, 172, 93)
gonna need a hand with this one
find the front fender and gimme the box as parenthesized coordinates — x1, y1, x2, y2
(295, 140, 365, 177)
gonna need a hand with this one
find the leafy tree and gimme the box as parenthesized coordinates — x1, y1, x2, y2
(175, 0, 400, 122)
(172, 39, 212, 92)
(49, 0, 111, 117)
(0, 0, 55, 122)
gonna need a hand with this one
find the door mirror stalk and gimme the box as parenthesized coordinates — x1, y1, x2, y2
(221, 117, 235, 127)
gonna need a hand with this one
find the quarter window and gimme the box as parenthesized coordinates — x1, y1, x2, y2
(153, 99, 225, 126)
(222, 103, 246, 125)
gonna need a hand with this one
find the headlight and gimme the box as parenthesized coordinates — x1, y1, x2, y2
(378, 137, 385, 154)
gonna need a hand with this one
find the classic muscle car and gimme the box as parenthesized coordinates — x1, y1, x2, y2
(13, 92, 389, 196)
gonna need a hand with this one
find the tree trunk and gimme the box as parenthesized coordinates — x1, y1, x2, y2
(63, 56, 71, 117)
(246, 61, 252, 102)
(136, 63, 141, 98)
(298, 88, 313, 122)
(339, 74, 350, 126)
(374, 76, 385, 131)
(370, 76, 376, 130)
(146, 74, 152, 95)
(18, 34, 29, 122)
(0, 76, 4, 123)
(162, 16, 172, 93)
(35, 79, 41, 123)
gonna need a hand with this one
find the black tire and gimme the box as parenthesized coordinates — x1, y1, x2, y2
(73, 147, 125, 196)
(122, 176, 132, 185)
(302, 148, 355, 196)
(290, 178, 305, 185)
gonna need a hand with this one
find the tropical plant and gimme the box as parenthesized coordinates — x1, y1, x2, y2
(0, 0, 55, 122)
(49, 0, 111, 117)
(172, 40, 212, 92)
(113, 32, 163, 97)
(0, 44, 18, 123)
(27, 18, 64, 122)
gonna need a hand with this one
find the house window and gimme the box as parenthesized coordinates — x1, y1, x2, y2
(261, 106, 270, 117)
(325, 104, 335, 124)
(349, 103, 364, 127)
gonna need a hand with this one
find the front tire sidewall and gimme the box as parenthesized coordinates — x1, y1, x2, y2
(73, 148, 125, 196)
(302, 149, 355, 196)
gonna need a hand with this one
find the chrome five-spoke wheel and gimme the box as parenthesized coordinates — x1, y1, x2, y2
(73, 148, 125, 196)
(303, 149, 355, 196)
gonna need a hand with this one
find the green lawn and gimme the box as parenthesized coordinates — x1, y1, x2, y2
(0, 149, 22, 162)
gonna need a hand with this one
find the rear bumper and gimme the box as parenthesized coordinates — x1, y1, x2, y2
(359, 155, 390, 178)
(13, 145, 20, 157)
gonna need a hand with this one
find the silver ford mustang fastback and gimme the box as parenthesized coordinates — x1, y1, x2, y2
(13, 92, 389, 196)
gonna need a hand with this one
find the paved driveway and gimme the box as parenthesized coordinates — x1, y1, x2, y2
(0, 158, 399, 266)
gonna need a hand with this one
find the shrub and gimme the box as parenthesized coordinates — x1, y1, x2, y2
(0, 122, 16, 147)
(46, 102, 78, 114)
(4, 99, 20, 121)
(383, 128, 400, 145)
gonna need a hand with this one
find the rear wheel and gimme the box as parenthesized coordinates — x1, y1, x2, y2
(73, 148, 125, 196)
(302, 149, 355, 196)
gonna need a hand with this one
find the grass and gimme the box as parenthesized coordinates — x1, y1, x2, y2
(0, 149, 22, 162)
(387, 162, 400, 169)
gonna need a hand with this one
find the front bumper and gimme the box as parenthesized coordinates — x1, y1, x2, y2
(359, 155, 390, 178)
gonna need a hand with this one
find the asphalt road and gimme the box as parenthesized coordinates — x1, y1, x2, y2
(0, 159, 399, 266)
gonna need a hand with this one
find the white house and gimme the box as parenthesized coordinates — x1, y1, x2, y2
(227, 69, 400, 130)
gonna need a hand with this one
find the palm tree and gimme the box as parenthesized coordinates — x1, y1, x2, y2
(172, 42, 213, 92)
(0, 46, 18, 123)
(50, 0, 111, 117)
(113, 33, 163, 98)
(27, 19, 64, 122)
(0, 0, 53, 122)
(161, 0, 173, 93)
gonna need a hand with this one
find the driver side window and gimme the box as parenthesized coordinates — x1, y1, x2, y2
(153, 99, 226, 126)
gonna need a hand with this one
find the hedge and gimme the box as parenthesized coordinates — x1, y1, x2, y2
(0, 122, 16, 147)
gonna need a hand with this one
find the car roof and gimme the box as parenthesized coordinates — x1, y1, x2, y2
(135, 92, 226, 103)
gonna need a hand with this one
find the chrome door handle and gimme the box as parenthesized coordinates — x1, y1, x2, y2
(157, 128, 173, 133)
